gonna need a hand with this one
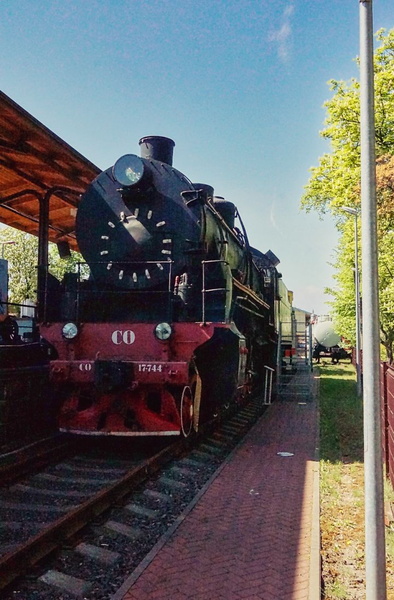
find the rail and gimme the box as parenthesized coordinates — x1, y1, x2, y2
(0, 439, 186, 591)
(0, 395, 267, 593)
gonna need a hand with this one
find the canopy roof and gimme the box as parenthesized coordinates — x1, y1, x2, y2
(0, 90, 100, 250)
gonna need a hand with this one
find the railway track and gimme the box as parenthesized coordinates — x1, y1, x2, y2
(0, 434, 75, 486)
(0, 396, 267, 599)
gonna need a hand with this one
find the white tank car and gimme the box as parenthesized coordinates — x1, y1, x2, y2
(313, 321, 340, 348)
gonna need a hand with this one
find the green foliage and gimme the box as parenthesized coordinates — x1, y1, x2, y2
(302, 29, 394, 217)
(378, 225, 394, 362)
(302, 29, 394, 362)
(0, 227, 38, 305)
(0, 227, 83, 310)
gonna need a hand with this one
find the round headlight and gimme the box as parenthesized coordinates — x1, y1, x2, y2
(113, 154, 145, 187)
(154, 322, 172, 341)
(62, 322, 79, 340)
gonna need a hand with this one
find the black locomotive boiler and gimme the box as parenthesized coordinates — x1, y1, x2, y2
(39, 136, 292, 436)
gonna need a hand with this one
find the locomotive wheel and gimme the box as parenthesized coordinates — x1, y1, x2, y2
(180, 385, 194, 438)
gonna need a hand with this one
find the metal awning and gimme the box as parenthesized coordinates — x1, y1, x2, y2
(0, 90, 100, 250)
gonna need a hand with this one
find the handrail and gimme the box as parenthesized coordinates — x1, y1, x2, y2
(232, 278, 270, 310)
(263, 365, 275, 405)
(201, 259, 231, 324)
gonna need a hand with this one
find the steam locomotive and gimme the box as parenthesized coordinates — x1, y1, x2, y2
(37, 136, 293, 436)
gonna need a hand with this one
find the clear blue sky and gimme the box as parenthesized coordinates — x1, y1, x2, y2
(1, 0, 393, 314)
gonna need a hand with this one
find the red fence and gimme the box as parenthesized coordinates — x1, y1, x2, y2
(381, 363, 394, 487)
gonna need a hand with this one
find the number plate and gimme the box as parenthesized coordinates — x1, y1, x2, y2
(138, 363, 164, 373)
(134, 361, 188, 384)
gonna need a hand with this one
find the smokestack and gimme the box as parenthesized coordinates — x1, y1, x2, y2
(139, 136, 175, 166)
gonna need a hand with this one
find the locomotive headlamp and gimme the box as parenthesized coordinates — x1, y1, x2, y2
(113, 154, 145, 187)
(154, 322, 172, 341)
(62, 322, 79, 340)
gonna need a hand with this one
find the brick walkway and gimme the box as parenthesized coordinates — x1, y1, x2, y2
(114, 374, 319, 600)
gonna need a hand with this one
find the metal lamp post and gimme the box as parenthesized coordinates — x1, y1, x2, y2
(341, 206, 362, 397)
(359, 1, 387, 598)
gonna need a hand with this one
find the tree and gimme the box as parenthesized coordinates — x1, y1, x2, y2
(0, 226, 83, 312)
(376, 160, 394, 362)
(301, 29, 394, 362)
(324, 222, 360, 345)
(0, 228, 38, 307)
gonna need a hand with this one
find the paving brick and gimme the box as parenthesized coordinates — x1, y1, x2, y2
(115, 376, 319, 600)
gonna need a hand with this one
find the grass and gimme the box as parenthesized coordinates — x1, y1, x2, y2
(319, 362, 394, 599)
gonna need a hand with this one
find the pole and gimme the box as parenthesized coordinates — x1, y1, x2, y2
(359, 1, 387, 598)
(354, 212, 362, 397)
(340, 206, 362, 396)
